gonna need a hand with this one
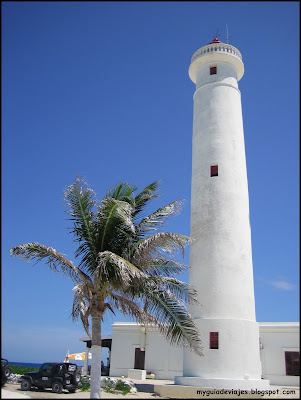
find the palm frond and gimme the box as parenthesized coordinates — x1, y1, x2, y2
(142, 286, 203, 356)
(147, 276, 199, 305)
(105, 182, 137, 204)
(108, 292, 160, 326)
(143, 258, 188, 277)
(72, 283, 92, 338)
(10, 243, 86, 283)
(133, 181, 160, 217)
(94, 251, 146, 289)
(136, 199, 185, 235)
(96, 198, 135, 253)
(63, 177, 98, 271)
(131, 232, 190, 265)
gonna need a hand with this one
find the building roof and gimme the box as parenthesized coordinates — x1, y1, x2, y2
(258, 322, 299, 327)
(79, 335, 112, 342)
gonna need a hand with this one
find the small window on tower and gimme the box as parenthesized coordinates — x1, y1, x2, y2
(210, 66, 217, 75)
(211, 164, 218, 177)
(210, 332, 219, 349)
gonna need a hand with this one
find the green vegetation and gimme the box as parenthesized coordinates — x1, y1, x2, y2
(9, 365, 39, 375)
(115, 380, 132, 395)
(102, 379, 132, 395)
(79, 378, 132, 395)
(80, 382, 91, 392)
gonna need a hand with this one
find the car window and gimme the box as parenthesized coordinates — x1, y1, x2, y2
(57, 364, 66, 374)
(41, 364, 53, 372)
(67, 364, 76, 372)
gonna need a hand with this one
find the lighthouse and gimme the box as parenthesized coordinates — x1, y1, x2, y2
(175, 37, 270, 390)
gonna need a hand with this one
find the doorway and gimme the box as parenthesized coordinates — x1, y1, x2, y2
(134, 348, 145, 370)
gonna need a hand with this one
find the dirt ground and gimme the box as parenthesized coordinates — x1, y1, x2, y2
(1, 383, 166, 399)
(2, 382, 300, 399)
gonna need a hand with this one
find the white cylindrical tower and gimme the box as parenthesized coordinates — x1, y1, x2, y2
(175, 38, 269, 390)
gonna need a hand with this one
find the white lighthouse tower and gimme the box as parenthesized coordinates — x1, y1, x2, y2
(175, 37, 269, 390)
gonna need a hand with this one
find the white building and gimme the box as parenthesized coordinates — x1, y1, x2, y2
(108, 322, 299, 387)
(260, 322, 299, 386)
(173, 36, 267, 390)
(81, 36, 300, 390)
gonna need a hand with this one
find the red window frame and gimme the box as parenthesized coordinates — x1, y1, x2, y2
(285, 351, 300, 376)
(211, 164, 218, 177)
(210, 332, 218, 349)
(210, 66, 217, 75)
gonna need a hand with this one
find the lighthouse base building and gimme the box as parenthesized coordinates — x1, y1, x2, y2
(82, 321, 299, 388)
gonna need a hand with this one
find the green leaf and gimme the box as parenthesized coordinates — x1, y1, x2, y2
(10, 242, 86, 283)
(136, 199, 185, 235)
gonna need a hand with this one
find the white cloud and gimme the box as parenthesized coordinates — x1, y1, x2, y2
(268, 280, 295, 291)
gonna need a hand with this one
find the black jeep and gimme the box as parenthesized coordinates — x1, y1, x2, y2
(20, 362, 80, 393)
(1, 358, 12, 387)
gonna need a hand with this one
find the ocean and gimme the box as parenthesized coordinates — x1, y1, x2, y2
(9, 360, 85, 368)
(8, 362, 42, 368)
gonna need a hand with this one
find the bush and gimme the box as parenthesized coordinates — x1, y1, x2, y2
(80, 383, 90, 392)
(102, 378, 136, 395)
(79, 376, 90, 391)
(79, 376, 137, 395)
(9, 366, 39, 375)
(115, 380, 131, 395)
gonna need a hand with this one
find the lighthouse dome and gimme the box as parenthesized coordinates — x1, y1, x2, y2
(189, 41, 244, 83)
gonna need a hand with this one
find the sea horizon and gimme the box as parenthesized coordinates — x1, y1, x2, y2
(8, 361, 42, 368)
(8, 360, 85, 368)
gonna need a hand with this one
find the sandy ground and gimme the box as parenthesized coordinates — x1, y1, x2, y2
(2, 381, 300, 399)
(1, 383, 166, 399)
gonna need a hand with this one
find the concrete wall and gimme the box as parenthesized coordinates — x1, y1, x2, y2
(259, 322, 300, 386)
(109, 322, 183, 380)
(109, 322, 299, 386)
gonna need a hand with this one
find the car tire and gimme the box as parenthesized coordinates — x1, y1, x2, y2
(2, 366, 11, 379)
(21, 379, 32, 391)
(52, 381, 63, 393)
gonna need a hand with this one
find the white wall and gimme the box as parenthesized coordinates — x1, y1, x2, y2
(109, 323, 142, 378)
(259, 322, 300, 386)
(109, 322, 182, 380)
(143, 329, 183, 380)
(109, 322, 299, 386)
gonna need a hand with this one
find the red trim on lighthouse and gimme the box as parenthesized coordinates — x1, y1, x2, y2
(209, 38, 221, 44)
(210, 332, 219, 349)
(211, 165, 218, 177)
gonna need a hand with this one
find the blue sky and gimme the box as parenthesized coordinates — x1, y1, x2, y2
(2, 2, 299, 364)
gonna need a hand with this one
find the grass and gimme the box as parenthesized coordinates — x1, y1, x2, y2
(103, 379, 132, 395)
(8, 365, 39, 375)
(114, 380, 131, 395)
(79, 378, 134, 395)
(80, 383, 91, 392)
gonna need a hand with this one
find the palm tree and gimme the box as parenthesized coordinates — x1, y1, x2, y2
(10, 177, 202, 399)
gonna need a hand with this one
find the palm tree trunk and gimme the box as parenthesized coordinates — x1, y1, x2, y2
(90, 315, 102, 399)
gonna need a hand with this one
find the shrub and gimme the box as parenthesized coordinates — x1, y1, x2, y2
(102, 377, 136, 395)
(115, 379, 131, 395)
(9, 365, 39, 375)
(80, 383, 90, 392)
(79, 376, 136, 395)
(80, 376, 90, 392)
